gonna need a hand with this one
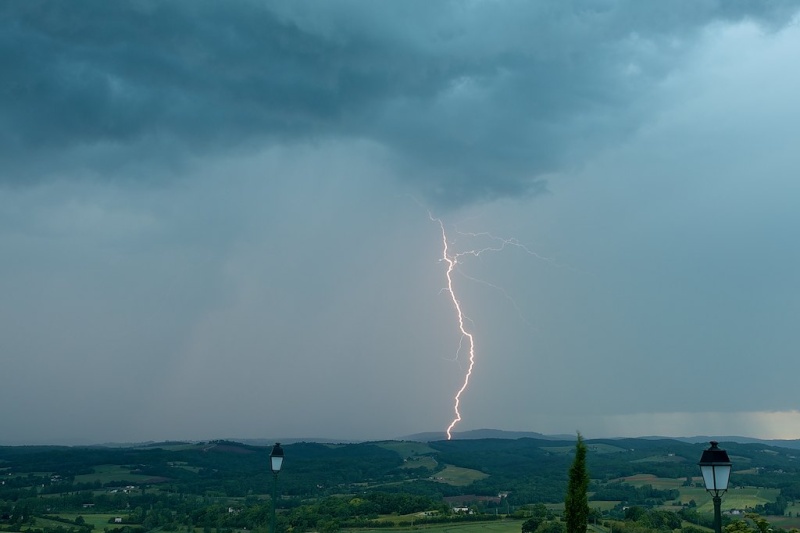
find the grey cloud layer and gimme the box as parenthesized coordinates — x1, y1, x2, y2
(3, 0, 798, 204)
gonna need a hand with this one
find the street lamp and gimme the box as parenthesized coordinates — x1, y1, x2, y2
(699, 441, 732, 533)
(270, 443, 284, 533)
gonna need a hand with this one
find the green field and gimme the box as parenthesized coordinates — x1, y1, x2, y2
(73, 464, 152, 485)
(616, 474, 685, 490)
(765, 503, 800, 527)
(611, 475, 781, 513)
(345, 518, 525, 533)
(542, 444, 627, 455)
(588, 501, 622, 512)
(168, 461, 202, 473)
(14, 515, 128, 533)
(544, 503, 564, 514)
(142, 443, 201, 451)
(375, 441, 439, 458)
(540, 446, 574, 454)
(631, 455, 687, 464)
(586, 444, 630, 454)
(698, 488, 780, 513)
(53, 514, 126, 530)
(433, 465, 489, 486)
(373, 440, 441, 470)
(6, 471, 53, 478)
(29, 517, 70, 529)
(665, 485, 779, 512)
(401, 456, 438, 470)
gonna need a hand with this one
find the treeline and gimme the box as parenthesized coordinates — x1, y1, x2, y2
(4, 438, 800, 504)
(605, 506, 800, 533)
(592, 482, 679, 504)
(0, 442, 413, 502)
(3, 486, 467, 533)
(2, 491, 174, 515)
(282, 494, 502, 533)
(2, 527, 95, 533)
(753, 496, 789, 517)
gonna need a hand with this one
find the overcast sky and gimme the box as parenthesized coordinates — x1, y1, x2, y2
(3, 1, 800, 445)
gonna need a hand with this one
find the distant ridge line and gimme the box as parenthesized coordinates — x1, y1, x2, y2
(397, 429, 800, 449)
(400, 428, 575, 442)
(5, 430, 800, 450)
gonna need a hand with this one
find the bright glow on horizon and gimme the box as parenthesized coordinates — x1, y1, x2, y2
(520, 410, 800, 440)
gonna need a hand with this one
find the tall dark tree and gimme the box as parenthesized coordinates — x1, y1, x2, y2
(564, 432, 589, 533)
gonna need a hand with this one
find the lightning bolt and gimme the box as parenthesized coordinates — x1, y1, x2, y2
(434, 215, 476, 441)
(430, 213, 557, 440)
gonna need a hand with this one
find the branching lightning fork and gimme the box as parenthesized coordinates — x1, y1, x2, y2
(431, 214, 546, 440)
(434, 216, 476, 441)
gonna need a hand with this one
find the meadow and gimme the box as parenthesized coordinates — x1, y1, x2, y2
(48, 514, 124, 531)
(375, 442, 439, 459)
(615, 474, 781, 512)
(73, 464, 153, 485)
(434, 465, 490, 486)
(344, 519, 525, 533)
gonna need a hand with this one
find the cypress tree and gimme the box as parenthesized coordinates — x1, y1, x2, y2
(564, 432, 589, 533)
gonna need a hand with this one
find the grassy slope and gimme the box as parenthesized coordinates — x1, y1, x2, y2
(345, 519, 525, 533)
(610, 474, 781, 512)
(73, 464, 152, 484)
(434, 465, 490, 486)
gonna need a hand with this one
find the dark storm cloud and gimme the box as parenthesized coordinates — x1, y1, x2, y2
(2, 0, 798, 204)
(3, 0, 800, 444)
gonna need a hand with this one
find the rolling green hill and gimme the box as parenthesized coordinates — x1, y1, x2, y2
(2, 437, 798, 533)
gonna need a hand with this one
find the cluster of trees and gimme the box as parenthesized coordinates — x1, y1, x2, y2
(724, 513, 778, 533)
(592, 482, 680, 505)
(754, 496, 789, 517)
(0, 508, 94, 533)
(622, 507, 682, 530)
(279, 491, 513, 533)
(178, 492, 448, 532)
(3, 527, 92, 533)
(604, 508, 689, 533)
(3, 485, 495, 533)
(599, 507, 799, 533)
(779, 482, 800, 503)
(521, 504, 557, 533)
(519, 434, 590, 533)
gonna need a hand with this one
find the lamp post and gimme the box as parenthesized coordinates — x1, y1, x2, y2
(698, 441, 732, 533)
(269, 443, 284, 533)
